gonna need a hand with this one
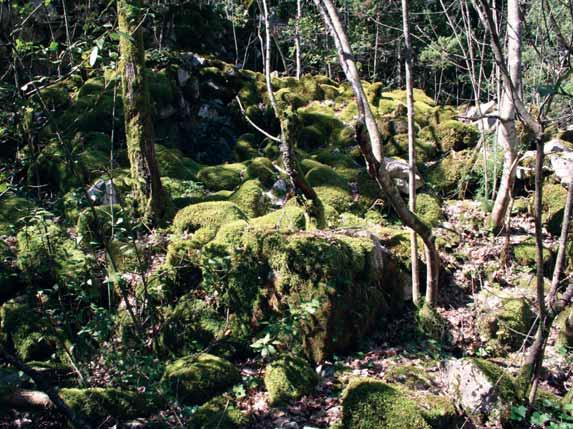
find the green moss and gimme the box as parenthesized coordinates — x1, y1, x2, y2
(173, 201, 247, 234)
(472, 358, 523, 401)
(250, 205, 307, 231)
(425, 149, 474, 196)
(162, 353, 241, 405)
(235, 133, 259, 161)
(305, 166, 354, 213)
(416, 193, 443, 227)
(383, 365, 434, 391)
(414, 392, 462, 429)
(417, 302, 449, 342)
(197, 163, 246, 191)
(542, 183, 568, 236)
(436, 120, 479, 151)
(0, 196, 35, 235)
(147, 68, 176, 107)
(264, 355, 318, 405)
(187, 395, 248, 428)
(60, 387, 161, 422)
(341, 378, 431, 429)
(0, 301, 59, 361)
(298, 125, 328, 150)
(513, 237, 554, 271)
(157, 297, 224, 356)
(245, 157, 277, 188)
(161, 177, 206, 208)
(555, 305, 573, 348)
(155, 144, 202, 180)
(229, 179, 269, 218)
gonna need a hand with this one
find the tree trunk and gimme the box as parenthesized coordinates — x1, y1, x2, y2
(295, 0, 302, 79)
(488, 0, 522, 230)
(313, 0, 440, 305)
(401, 0, 421, 305)
(118, 0, 169, 225)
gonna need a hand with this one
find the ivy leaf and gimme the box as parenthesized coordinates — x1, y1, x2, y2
(510, 405, 527, 421)
(89, 46, 99, 67)
(531, 412, 551, 426)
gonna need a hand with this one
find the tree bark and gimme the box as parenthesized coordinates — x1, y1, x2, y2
(313, 0, 440, 305)
(401, 0, 421, 305)
(490, 0, 522, 231)
(118, 0, 170, 225)
(295, 0, 302, 79)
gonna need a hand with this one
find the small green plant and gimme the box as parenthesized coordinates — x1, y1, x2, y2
(511, 399, 573, 428)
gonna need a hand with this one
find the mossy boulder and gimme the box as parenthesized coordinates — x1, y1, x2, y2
(341, 378, 431, 429)
(162, 353, 241, 405)
(197, 163, 246, 191)
(264, 355, 318, 405)
(382, 365, 435, 391)
(245, 157, 276, 188)
(157, 297, 224, 356)
(229, 179, 270, 217)
(187, 395, 248, 428)
(234, 133, 259, 161)
(436, 120, 479, 151)
(0, 300, 60, 362)
(542, 183, 568, 236)
(172, 201, 247, 234)
(512, 237, 554, 272)
(155, 144, 202, 180)
(60, 387, 161, 422)
(445, 358, 522, 425)
(416, 193, 443, 227)
(425, 149, 474, 196)
(250, 205, 307, 231)
(305, 165, 354, 213)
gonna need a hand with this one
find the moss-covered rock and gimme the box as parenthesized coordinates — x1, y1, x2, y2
(264, 355, 318, 405)
(162, 353, 241, 405)
(60, 387, 161, 422)
(556, 305, 573, 348)
(341, 378, 431, 429)
(425, 149, 474, 196)
(245, 157, 276, 188)
(436, 120, 479, 151)
(512, 237, 554, 272)
(250, 205, 307, 231)
(187, 395, 248, 428)
(416, 193, 443, 227)
(157, 297, 224, 356)
(235, 133, 259, 161)
(229, 180, 269, 218)
(476, 294, 534, 355)
(542, 183, 568, 236)
(382, 365, 435, 391)
(197, 163, 246, 191)
(0, 300, 59, 362)
(155, 144, 202, 180)
(172, 201, 247, 234)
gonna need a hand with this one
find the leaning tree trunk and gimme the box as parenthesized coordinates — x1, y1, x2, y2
(295, 0, 302, 79)
(118, 0, 169, 224)
(490, 0, 522, 231)
(401, 0, 421, 305)
(313, 0, 440, 305)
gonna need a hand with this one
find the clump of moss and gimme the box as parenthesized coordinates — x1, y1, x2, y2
(0, 196, 35, 236)
(477, 297, 534, 355)
(187, 395, 248, 428)
(512, 237, 554, 272)
(436, 120, 479, 151)
(556, 306, 573, 348)
(542, 183, 567, 236)
(157, 297, 224, 356)
(60, 387, 162, 422)
(235, 133, 259, 161)
(0, 300, 60, 361)
(172, 201, 247, 234)
(250, 205, 307, 231)
(416, 193, 443, 227)
(414, 392, 462, 429)
(417, 302, 449, 342)
(197, 163, 246, 191)
(383, 365, 435, 391)
(425, 149, 474, 196)
(162, 353, 241, 405)
(245, 157, 276, 188)
(155, 144, 202, 180)
(341, 378, 431, 429)
(305, 166, 354, 213)
(229, 180, 269, 218)
(264, 355, 318, 405)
